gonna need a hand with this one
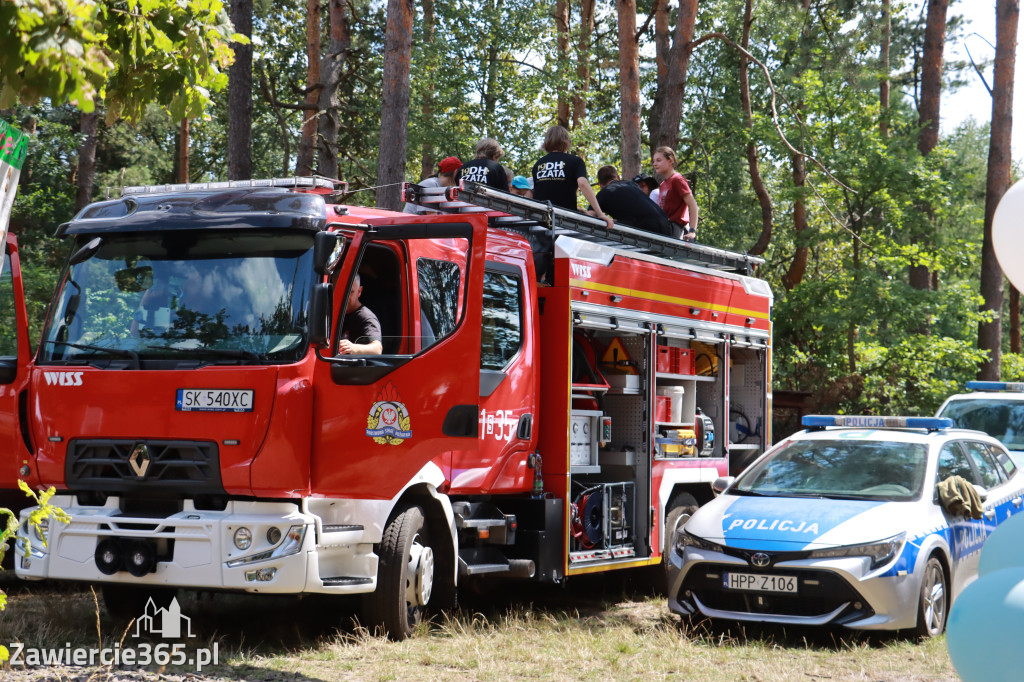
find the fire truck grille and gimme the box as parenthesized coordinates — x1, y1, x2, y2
(680, 564, 871, 621)
(65, 440, 223, 496)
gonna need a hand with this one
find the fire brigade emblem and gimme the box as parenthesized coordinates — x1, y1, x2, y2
(366, 382, 412, 445)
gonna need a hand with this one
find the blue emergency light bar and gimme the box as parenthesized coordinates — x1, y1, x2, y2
(966, 381, 1024, 392)
(802, 415, 953, 430)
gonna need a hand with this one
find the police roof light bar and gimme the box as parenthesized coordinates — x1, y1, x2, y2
(115, 176, 343, 197)
(966, 381, 1024, 392)
(802, 415, 953, 431)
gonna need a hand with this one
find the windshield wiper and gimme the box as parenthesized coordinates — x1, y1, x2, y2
(729, 489, 768, 496)
(45, 340, 140, 369)
(146, 345, 263, 365)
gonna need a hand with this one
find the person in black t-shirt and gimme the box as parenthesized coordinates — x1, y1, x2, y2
(340, 273, 382, 355)
(593, 166, 680, 238)
(459, 138, 510, 192)
(530, 125, 613, 230)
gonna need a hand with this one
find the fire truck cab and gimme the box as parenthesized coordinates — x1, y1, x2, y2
(7, 178, 772, 639)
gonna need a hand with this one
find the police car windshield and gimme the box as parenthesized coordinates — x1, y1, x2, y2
(38, 231, 315, 367)
(732, 439, 929, 501)
(939, 398, 1024, 452)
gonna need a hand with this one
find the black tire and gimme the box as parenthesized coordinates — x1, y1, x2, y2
(101, 584, 178, 622)
(363, 505, 436, 640)
(913, 556, 948, 638)
(657, 493, 699, 594)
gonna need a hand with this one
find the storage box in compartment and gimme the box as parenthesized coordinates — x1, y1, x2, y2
(656, 345, 673, 373)
(674, 348, 695, 375)
(655, 396, 671, 422)
(606, 374, 640, 390)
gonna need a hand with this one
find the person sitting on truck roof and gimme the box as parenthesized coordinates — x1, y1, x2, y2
(340, 273, 382, 355)
(404, 156, 462, 215)
(459, 138, 510, 192)
(633, 173, 660, 204)
(652, 146, 699, 242)
(510, 175, 533, 198)
(592, 166, 678, 238)
(530, 125, 613, 230)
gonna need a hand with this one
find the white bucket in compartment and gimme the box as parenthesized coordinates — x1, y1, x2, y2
(657, 385, 685, 423)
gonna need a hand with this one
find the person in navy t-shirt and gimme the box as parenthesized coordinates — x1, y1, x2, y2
(459, 138, 510, 192)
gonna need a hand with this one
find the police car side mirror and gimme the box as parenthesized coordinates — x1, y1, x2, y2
(712, 476, 734, 494)
(973, 484, 989, 502)
(309, 283, 333, 347)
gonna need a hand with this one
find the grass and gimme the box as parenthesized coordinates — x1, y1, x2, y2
(0, 572, 959, 681)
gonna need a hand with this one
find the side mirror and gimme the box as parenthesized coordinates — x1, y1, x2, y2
(69, 237, 103, 265)
(313, 231, 346, 276)
(309, 282, 333, 347)
(712, 476, 735, 494)
(973, 483, 989, 502)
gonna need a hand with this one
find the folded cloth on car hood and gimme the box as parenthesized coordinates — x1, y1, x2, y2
(937, 475, 985, 519)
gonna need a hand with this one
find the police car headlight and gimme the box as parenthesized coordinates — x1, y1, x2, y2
(807, 532, 906, 570)
(676, 530, 722, 554)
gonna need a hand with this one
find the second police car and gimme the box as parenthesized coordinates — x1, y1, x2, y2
(937, 381, 1024, 465)
(667, 416, 1024, 637)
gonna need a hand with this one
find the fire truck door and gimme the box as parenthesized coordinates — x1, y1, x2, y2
(0, 234, 34, 500)
(450, 261, 537, 494)
(312, 221, 486, 500)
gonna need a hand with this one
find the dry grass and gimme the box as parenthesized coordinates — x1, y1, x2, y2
(0, 572, 959, 681)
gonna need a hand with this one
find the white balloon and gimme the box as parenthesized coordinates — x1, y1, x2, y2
(993, 179, 1024, 291)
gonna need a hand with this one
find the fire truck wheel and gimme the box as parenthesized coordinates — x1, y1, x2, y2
(658, 493, 699, 593)
(101, 583, 177, 621)
(364, 505, 435, 640)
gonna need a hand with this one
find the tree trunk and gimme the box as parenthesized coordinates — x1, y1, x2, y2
(879, 0, 891, 137)
(1012, 285, 1021, 354)
(647, 0, 669, 148)
(318, 0, 352, 180)
(740, 0, 771, 256)
(296, 0, 321, 176)
(978, 0, 1019, 380)
(652, 0, 698, 153)
(177, 119, 189, 183)
(75, 112, 99, 212)
(227, 0, 253, 181)
(376, 0, 414, 209)
(618, 0, 641, 178)
(782, 150, 808, 290)
(573, 0, 596, 129)
(419, 0, 436, 180)
(555, 0, 570, 128)
(910, 0, 949, 292)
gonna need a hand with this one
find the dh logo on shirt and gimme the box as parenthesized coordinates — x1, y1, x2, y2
(462, 166, 491, 183)
(536, 161, 566, 179)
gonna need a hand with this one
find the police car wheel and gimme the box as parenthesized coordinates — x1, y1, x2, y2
(364, 505, 433, 641)
(913, 556, 948, 638)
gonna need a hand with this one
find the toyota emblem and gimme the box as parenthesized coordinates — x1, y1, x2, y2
(750, 552, 771, 568)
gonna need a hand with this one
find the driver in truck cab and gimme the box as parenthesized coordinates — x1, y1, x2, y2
(339, 272, 382, 355)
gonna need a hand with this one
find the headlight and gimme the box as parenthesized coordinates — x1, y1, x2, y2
(226, 524, 307, 568)
(233, 527, 253, 550)
(807, 533, 906, 570)
(33, 517, 49, 543)
(675, 530, 723, 554)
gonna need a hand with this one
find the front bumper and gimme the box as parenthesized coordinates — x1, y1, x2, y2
(666, 546, 921, 631)
(15, 496, 378, 595)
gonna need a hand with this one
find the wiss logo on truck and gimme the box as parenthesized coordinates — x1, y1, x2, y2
(1, 177, 772, 640)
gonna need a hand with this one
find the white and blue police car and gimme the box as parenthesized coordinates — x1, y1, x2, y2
(667, 415, 1024, 637)
(937, 381, 1024, 465)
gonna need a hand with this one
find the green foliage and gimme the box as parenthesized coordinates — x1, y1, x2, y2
(0, 0, 243, 122)
(0, 482, 72, 664)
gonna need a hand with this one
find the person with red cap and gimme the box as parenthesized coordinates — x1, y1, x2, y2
(404, 156, 462, 214)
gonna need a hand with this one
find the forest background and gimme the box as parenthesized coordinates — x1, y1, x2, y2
(1, 0, 1021, 427)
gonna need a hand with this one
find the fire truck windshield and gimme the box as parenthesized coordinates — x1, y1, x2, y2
(38, 230, 315, 367)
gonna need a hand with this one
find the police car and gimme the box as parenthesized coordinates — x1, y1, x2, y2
(667, 415, 1024, 637)
(937, 381, 1024, 464)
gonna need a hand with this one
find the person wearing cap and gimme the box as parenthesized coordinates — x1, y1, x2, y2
(403, 156, 462, 214)
(530, 125, 613, 230)
(459, 138, 510, 192)
(633, 174, 660, 204)
(593, 166, 677, 238)
(510, 175, 533, 198)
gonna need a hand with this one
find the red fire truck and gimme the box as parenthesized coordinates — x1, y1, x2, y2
(3, 177, 771, 639)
